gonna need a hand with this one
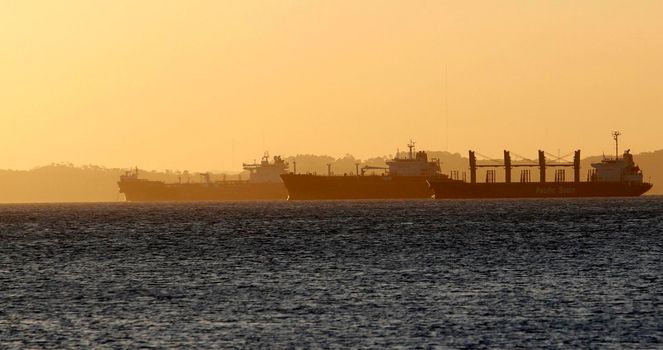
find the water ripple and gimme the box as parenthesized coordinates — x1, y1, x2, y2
(1, 198, 662, 348)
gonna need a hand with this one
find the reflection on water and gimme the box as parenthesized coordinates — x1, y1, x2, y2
(1, 198, 662, 348)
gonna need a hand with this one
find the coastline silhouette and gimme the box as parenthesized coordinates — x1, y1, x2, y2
(0, 148, 660, 203)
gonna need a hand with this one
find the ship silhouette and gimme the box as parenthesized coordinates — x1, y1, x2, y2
(118, 154, 288, 201)
(428, 132, 653, 198)
(280, 141, 448, 200)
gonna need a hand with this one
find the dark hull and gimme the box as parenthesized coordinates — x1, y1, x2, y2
(118, 180, 287, 201)
(428, 180, 653, 199)
(280, 174, 435, 200)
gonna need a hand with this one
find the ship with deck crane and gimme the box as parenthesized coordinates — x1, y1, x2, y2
(428, 131, 653, 199)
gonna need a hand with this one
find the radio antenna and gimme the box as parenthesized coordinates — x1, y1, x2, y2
(612, 131, 621, 160)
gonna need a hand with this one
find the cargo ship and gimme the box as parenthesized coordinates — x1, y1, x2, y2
(118, 154, 289, 201)
(280, 141, 447, 200)
(428, 132, 653, 199)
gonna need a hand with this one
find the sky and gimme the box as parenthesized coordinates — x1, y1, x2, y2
(1, 1, 662, 171)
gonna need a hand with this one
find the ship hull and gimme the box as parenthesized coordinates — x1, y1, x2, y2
(428, 180, 653, 199)
(280, 174, 437, 200)
(118, 180, 287, 202)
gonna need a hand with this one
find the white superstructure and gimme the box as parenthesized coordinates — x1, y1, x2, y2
(591, 150, 644, 183)
(590, 132, 645, 184)
(385, 141, 441, 177)
(243, 153, 289, 183)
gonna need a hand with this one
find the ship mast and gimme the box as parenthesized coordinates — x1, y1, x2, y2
(612, 131, 621, 160)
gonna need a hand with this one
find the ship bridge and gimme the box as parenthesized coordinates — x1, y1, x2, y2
(591, 150, 643, 183)
(243, 153, 289, 183)
(385, 141, 440, 177)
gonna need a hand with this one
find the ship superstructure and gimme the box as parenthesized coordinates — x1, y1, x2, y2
(280, 141, 447, 200)
(385, 142, 441, 177)
(243, 154, 288, 183)
(118, 153, 289, 201)
(428, 132, 652, 199)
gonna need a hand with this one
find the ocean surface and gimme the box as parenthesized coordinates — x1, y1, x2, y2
(1, 198, 662, 348)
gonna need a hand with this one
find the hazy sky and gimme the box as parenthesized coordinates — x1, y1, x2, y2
(2, 1, 662, 171)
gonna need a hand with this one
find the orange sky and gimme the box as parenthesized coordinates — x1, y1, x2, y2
(1, 1, 662, 171)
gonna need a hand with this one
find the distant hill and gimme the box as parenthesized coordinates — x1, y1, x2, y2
(0, 150, 660, 203)
(0, 165, 246, 203)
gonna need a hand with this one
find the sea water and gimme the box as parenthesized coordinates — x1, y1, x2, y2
(1, 198, 662, 348)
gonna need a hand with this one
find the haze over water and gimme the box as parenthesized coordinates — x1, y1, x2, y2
(2, 1, 663, 171)
(2, 198, 661, 348)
